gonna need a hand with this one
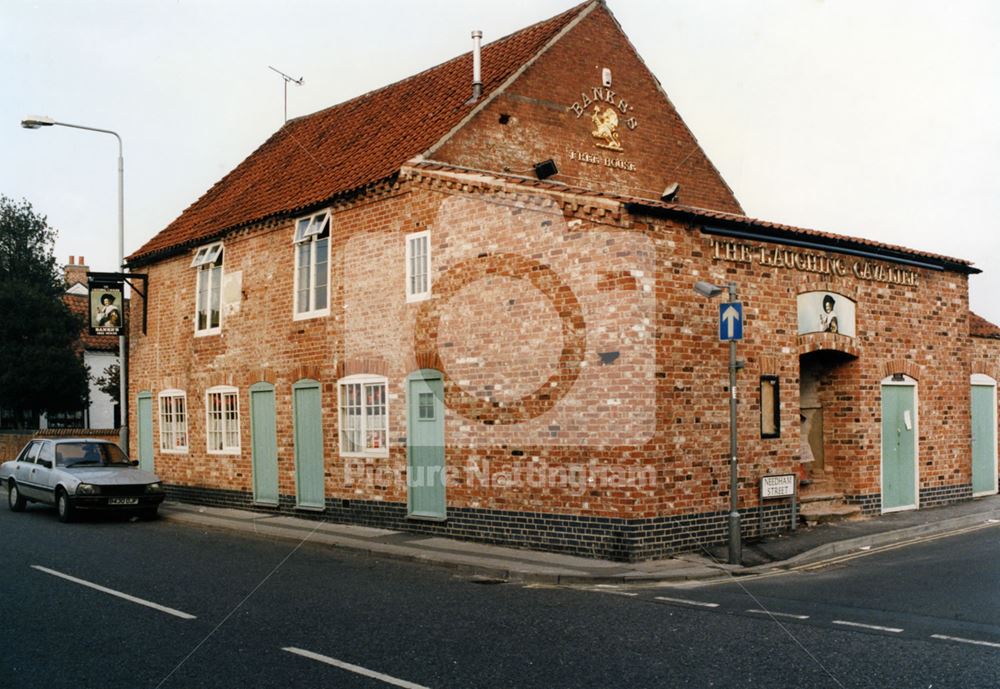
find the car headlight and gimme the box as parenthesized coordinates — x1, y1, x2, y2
(76, 483, 99, 495)
(145, 482, 164, 493)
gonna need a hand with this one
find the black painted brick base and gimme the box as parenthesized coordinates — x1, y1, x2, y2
(844, 493, 881, 516)
(845, 483, 975, 515)
(920, 483, 973, 508)
(165, 485, 799, 562)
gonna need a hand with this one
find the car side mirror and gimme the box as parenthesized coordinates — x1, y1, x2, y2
(37, 459, 52, 469)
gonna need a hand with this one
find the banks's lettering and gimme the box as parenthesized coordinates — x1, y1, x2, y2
(570, 86, 636, 122)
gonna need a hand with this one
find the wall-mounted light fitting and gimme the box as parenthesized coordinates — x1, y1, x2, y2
(661, 182, 680, 202)
(534, 159, 558, 180)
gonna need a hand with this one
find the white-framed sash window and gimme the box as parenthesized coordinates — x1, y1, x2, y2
(293, 211, 331, 319)
(192, 242, 223, 335)
(206, 386, 241, 454)
(158, 390, 188, 453)
(337, 375, 389, 457)
(405, 230, 431, 302)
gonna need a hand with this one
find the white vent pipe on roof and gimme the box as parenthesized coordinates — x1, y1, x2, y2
(471, 30, 483, 101)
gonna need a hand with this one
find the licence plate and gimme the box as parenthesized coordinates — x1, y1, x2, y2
(108, 497, 139, 506)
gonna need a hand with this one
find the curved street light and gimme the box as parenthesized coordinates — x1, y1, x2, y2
(21, 115, 128, 454)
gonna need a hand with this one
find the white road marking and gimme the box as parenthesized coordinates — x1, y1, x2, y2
(654, 596, 720, 608)
(747, 609, 810, 620)
(283, 647, 432, 689)
(589, 588, 638, 597)
(931, 634, 1000, 649)
(31, 565, 196, 620)
(832, 620, 902, 633)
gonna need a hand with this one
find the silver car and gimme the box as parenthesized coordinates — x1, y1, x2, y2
(1, 438, 165, 522)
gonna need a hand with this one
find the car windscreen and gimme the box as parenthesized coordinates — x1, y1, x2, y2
(55, 443, 131, 467)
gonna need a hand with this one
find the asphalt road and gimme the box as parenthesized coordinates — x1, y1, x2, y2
(1, 501, 999, 689)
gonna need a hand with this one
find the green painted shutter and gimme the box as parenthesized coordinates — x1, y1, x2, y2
(137, 391, 154, 472)
(293, 380, 325, 510)
(250, 382, 280, 505)
(881, 385, 916, 511)
(972, 385, 998, 495)
(407, 370, 446, 519)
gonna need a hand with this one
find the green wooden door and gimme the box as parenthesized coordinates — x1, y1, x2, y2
(972, 384, 998, 496)
(137, 391, 154, 472)
(250, 382, 280, 505)
(881, 384, 916, 511)
(407, 370, 445, 520)
(293, 380, 325, 510)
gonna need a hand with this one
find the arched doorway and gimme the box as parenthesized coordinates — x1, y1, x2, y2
(798, 349, 858, 485)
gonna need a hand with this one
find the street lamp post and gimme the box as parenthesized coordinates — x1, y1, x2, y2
(21, 115, 128, 454)
(694, 279, 742, 565)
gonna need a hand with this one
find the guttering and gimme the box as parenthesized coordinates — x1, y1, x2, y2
(627, 202, 980, 275)
(702, 224, 947, 272)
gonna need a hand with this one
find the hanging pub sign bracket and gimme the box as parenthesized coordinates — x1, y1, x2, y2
(87, 272, 149, 335)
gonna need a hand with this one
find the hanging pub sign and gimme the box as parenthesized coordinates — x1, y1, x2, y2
(88, 278, 124, 336)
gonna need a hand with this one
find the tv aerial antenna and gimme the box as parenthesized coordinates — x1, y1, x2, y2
(268, 65, 304, 123)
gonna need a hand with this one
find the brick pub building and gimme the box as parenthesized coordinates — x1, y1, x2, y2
(126, 1, 1000, 561)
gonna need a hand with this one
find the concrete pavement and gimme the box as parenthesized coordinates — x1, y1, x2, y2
(160, 494, 1000, 585)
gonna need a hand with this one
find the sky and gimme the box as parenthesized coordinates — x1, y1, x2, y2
(3, 1, 999, 324)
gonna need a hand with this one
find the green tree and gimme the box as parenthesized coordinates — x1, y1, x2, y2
(95, 363, 120, 405)
(0, 196, 90, 428)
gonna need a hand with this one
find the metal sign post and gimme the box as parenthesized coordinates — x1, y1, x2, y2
(719, 288, 743, 564)
(694, 279, 746, 565)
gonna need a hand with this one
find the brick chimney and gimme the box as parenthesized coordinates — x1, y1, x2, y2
(64, 255, 89, 291)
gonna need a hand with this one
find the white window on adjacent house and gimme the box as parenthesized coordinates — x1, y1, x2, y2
(405, 230, 431, 302)
(158, 390, 188, 453)
(192, 242, 223, 335)
(337, 375, 389, 457)
(293, 211, 330, 319)
(206, 386, 240, 454)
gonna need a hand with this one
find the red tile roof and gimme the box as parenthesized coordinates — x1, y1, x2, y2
(128, 1, 593, 264)
(971, 312, 1000, 339)
(408, 160, 978, 272)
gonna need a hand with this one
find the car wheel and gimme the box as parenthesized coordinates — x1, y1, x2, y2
(56, 490, 75, 523)
(8, 481, 26, 512)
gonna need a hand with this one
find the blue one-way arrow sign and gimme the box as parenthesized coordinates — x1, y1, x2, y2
(719, 302, 743, 341)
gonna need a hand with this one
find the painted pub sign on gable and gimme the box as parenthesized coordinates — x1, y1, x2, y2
(567, 76, 639, 173)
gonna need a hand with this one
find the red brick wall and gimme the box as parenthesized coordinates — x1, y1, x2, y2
(128, 168, 980, 523)
(432, 4, 743, 214)
(0, 429, 120, 461)
(665, 229, 975, 512)
(129, 178, 666, 518)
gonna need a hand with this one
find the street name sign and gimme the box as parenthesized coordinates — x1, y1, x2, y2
(760, 474, 796, 499)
